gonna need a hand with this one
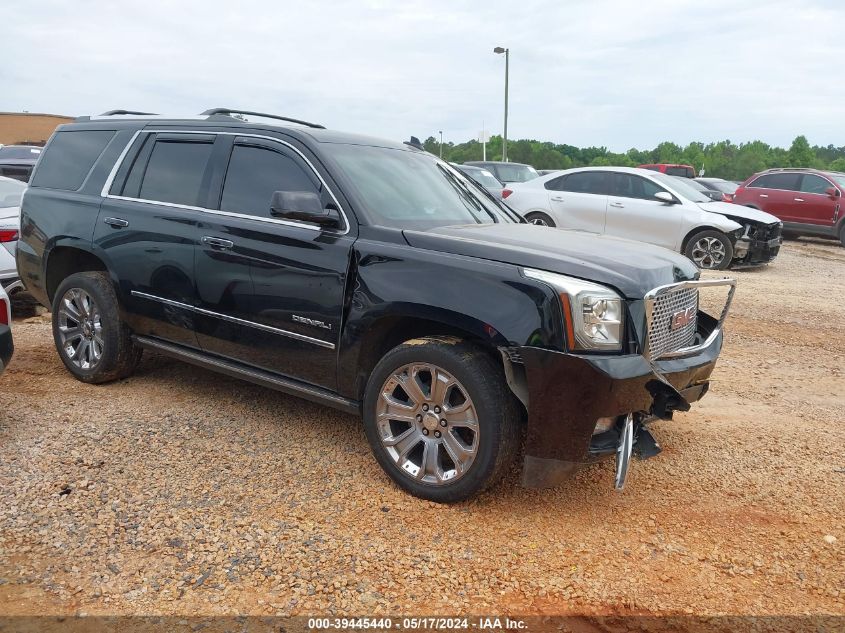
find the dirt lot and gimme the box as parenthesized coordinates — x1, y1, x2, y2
(0, 239, 843, 619)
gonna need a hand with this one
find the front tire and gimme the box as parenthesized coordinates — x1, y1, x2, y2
(839, 223, 845, 248)
(363, 337, 521, 502)
(684, 229, 734, 270)
(52, 271, 141, 384)
(525, 211, 556, 227)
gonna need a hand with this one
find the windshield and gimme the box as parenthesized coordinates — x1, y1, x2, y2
(831, 174, 845, 189)
(0, 177, 26, 207)
(329, 145, 517, 230)
(462, 168, 502, 189)
(0, 146, 41, 160)
(654, 173, 712, 203)
(665, 166, 695, 178)
(702, 179, 738, 194)
(494, 163, 540, 183)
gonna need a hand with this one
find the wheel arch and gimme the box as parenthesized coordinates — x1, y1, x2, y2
(340, 311, 512, 403)
(680, 225, 734, 252)
(45, 246, 108, 303)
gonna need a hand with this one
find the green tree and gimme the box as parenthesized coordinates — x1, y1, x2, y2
(829, 157, 845, 172)
(788, 135, 814, 167)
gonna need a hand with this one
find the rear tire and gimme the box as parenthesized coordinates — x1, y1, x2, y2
(363, 337, 521, 503)
(51, 271, 141, 384)
(525, 211, 556, 227)
(684, 229, 734, 270)
(839, 224, 845, 248)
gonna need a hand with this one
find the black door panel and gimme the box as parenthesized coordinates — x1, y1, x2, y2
(93, 198, 201, 348)
(193, 212, 351, 390)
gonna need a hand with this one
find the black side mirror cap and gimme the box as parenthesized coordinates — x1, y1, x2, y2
(270, 191, 340, 228)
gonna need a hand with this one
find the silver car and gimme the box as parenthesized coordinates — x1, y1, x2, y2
(0, 176, 26, 294)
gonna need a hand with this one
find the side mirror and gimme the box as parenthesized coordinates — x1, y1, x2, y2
(825, 187, 841, 200)
(270, 191, 340, 228)
(654, 191, 677, 204)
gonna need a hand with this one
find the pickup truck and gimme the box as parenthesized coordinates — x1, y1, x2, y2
(17, 109, 735, 502)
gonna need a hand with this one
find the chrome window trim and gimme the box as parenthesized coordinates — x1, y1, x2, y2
(100, 129, 143, 198)
(747, 172, 837, 195)
(130, 291, 336, 350)
(100, 129, 351, 235)
(643, 278, 736, 361)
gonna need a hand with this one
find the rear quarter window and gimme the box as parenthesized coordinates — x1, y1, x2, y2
(30, 130, 116, 191)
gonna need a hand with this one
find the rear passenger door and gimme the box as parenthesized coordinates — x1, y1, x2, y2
(193, 134, 354, 391)
(747, 173, 800, 220)
(604, 172, 683, 250)
(94, 132, 216, 349)
(544, 171, 609, 233)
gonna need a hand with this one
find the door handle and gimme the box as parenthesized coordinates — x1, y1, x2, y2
(759, 194, 768, 198)
(103, 217, 129, 228)
(550, 196, 564, 202)
(609, 202, 624, 208)
(201, 236, 234, 250)
(794, 198, 805, 202)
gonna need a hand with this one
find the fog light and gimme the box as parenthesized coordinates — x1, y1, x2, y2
(593, 416, 615, 435)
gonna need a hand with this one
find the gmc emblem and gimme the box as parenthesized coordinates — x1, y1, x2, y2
(670, 306, 696, 331)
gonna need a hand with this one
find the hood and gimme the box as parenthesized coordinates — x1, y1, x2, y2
(403, 224, 699, 299)
(698, 201, 780, 225)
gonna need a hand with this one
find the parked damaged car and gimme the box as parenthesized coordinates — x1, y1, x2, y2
(504, 167, 782, 270)
(19, 109, 736, 502)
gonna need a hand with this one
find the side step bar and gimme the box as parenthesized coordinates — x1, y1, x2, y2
(132, 336, 361, 416)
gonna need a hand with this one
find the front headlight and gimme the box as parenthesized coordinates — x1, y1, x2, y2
(523, 268, 624, 351)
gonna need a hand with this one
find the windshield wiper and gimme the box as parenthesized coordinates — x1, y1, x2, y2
(437, 164, 499, 223)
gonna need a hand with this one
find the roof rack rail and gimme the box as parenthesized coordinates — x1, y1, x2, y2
(200, 108, 325, 129)
(100, 110, 159, 116)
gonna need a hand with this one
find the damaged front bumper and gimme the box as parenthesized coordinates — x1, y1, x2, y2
(518, 329, 722, 489)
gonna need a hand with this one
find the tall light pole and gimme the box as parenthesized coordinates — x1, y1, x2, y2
(439, 130, 443, 158)
(493, 46, 509, 162)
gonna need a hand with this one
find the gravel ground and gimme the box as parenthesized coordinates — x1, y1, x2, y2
(0, 238, 843, 618)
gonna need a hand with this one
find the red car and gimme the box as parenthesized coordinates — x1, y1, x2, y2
(732, 168, 844, 246)
(638, 163, 696, 178)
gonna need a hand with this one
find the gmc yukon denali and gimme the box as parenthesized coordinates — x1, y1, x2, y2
(17, 109, 736, 502)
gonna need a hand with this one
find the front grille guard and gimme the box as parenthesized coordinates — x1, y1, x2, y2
(643, 278, 736, 361)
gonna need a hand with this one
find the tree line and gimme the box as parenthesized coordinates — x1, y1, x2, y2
(422, 134, 845, 181)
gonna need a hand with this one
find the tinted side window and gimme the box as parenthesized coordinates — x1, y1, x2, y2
(610, 173, 666, 200)
(138, 140, 214, 207)
(550, 172, 608, 195)
(220, 144, 320, 218)
(750, 173, 799, 190)
(800, 174, 830, 194)
(30, 130, 115, 190)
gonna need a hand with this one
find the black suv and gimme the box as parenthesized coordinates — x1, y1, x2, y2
(18, 109, 735, 502)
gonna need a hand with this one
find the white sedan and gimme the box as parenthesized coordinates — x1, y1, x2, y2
(503, 167, 782, 269)
(0, 176, 25, 293)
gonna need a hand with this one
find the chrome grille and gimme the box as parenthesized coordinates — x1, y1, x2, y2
(644, 278, 736, 360)
(646, 287, 699, 359)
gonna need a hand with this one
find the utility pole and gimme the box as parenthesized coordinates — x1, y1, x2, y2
(493, 46, 509, 161)
(439, 130, 443, 158)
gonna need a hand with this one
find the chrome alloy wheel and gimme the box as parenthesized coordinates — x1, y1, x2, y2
(690, 237, 727, 269)
(376, 363, 480, 485)
(57, 288, 104, 370)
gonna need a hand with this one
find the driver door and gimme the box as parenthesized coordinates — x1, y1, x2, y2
(193, 135, 355, 390)
(603, 172, 683, 250)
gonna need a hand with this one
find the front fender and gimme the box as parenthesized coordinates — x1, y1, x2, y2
(337, 240, 564, 399)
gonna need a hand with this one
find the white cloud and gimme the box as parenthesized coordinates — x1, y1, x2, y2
(2, 0, 843, 150)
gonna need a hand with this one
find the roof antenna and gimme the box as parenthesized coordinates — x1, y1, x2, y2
(405, 136, 424, 150)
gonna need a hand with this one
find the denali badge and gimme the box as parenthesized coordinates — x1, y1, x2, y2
(292, 315, 332, 330)
(670, 307, 696, 331)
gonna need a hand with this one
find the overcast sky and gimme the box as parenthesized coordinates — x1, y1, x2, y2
(3, 0, 843, 151)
